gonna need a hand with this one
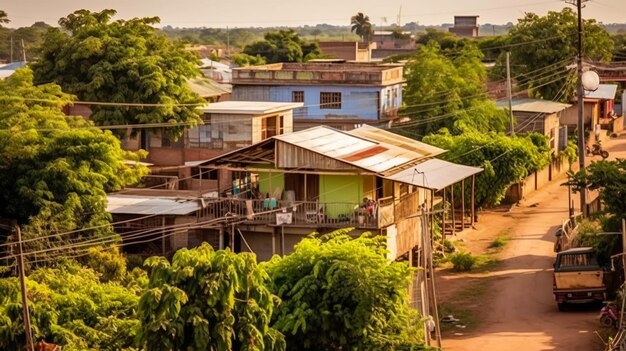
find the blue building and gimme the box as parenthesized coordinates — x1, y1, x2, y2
(231, 62, 405, 130)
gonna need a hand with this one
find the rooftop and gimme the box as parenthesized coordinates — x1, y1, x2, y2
(107, 194, 201, 215)
(584, 84, 618, 100)
(496, 98, 571, 114)
(234, 62, 402, 73)
(200, 101, 304, 115)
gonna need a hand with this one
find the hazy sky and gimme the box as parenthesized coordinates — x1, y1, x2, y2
(3, 0, 625, 28)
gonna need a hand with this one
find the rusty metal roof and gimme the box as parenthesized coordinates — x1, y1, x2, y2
(385, 158, 482, 191)
(496, 98, 571, 114)
(274, 126, 446, 174)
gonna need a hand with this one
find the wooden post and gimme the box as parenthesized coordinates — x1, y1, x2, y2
(161, 217, 166, 256)
(230, 223, 235, 253)
(621, 219, 626, 330)
(425, 211, 442, 348)
(461, 179, 466, 229)
(451, 185, 456, 235)
(218, 228, 224, 250)
(281, 225, 285, 256)
(470, 175, 476, 225)
(272, 230, 276, 255)
(442, 188, 446, 237)
(16, 225, 34, 351)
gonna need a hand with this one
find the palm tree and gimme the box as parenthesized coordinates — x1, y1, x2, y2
(0, 10, 9, 27)
(350, 12, 373, 42)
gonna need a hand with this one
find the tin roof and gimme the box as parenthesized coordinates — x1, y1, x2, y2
(107, 195, 200, 215)
(584, 84, 618, 100)
(385, 158, 482, 191)
(200, 101, 304, 115)
(274, 126, 446, 174)
(496, 98, 571, 114)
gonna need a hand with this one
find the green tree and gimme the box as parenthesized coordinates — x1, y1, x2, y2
(0, 68, 147, 246)
(264, 230, 430, 351)
(0, 259, 145, 350)
(350, 12, 373, 42)
(138, 243, 285, 351)
(416, 28, 459, 50)
(423, 130, 550, 206)
(232, 52, 267, 67)
(243, 29, 320, 63)
(32, 9, 203, 137)
(502, 8, 613, 101)
(402, 42, 508, 136)
(0, 10, 8, 26)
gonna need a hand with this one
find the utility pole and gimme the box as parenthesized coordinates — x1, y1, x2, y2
(226, 26, 230, 58)
(20, 39, 26, 62)
(506, 51, 514, 136)
(16, 225, 34, 351)
(10, 35, 13, 63)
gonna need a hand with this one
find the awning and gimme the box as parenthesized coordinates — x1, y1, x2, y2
(385, 159, 483, 191)
(107, 195, 200, 215)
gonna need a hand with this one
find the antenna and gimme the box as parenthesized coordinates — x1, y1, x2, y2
(397, 5, 402, 27)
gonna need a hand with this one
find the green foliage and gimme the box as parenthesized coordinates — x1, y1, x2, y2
(350, 12, 373, 42)
(559, 139, 578, 165)
(423, 130, 550, 206)
(232, 53, 267, 67)
(488, 231, 511, 250)
(32, 9, 203, 137)
(85, 246, 127, 282)
(571, 219, 617, 266)
(0, 68, 147, 245)
(0, 10, 8, 25)
(243, 29, 321, 63)
(449, 252, 476, 271)
(415, 29, 459, 50)
(137, 243, 284, 351)
(500, 8, 613, 101)
(402, 42, 508, 136)
(264, 229, 430, 351)
(0, 260, 141, 351)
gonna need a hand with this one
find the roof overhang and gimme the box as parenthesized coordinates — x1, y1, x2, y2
(107, 195, 201, 215)
(385, 158, 483, 191)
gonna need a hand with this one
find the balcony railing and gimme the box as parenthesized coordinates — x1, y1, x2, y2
(198, 198, 395, 229)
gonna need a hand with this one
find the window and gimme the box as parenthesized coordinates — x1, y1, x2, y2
(187, 125, 212, 148)
(261, 116, 277, 139)
(292, 91, 304, 103)
(278, 115, 285, 134)
(320, 92, 341, 109)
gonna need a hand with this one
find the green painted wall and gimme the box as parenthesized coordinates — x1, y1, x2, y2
(247, 164, 284, 198)
(319, 175, 363, 218)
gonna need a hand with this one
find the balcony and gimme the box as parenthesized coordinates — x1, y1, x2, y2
(198, 198, 395, 229)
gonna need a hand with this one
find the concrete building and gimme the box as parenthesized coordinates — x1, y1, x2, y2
(449, 16, 480, 38)
(318, 41, 376, 62)
(231, 62, 405, 130)
(561, 84, 619, 142)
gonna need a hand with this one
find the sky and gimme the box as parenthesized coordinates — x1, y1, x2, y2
(3, 0, 625, 28)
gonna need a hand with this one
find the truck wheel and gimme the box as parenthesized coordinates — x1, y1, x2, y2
(600, 314, 615, 328)
(557, 303, 567, 312)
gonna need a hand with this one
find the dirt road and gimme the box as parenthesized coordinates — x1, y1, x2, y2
(440, 134, 626, 351)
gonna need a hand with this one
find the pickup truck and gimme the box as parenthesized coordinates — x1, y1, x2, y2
(553, 247, 606, 311)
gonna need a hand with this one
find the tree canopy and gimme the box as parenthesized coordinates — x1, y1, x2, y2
(0, 68, 147, 244)
(31, 9, 203, 136)
(243, 29, 320, 64)
(500, 8, 613, 101)
(350, 12, 373, 42)
(402, 42, 508, 136)
(138, 243, 285, 351)
(264, 230, 430, 351)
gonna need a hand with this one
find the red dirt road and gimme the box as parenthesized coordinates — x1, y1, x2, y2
(440, 134, 626, 351)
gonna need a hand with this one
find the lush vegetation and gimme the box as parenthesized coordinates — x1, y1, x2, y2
(350, 12, 373, 42)
(265, 229, 431, 351)
(31, 9, 203, 137)
(0, 68, 147, 247)
(242, 29, 321, 64)
(138, 243, 285, 351)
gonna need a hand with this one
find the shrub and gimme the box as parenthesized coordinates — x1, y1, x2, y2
(449, 251, 476, 271)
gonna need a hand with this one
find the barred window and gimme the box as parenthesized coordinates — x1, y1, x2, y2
(292, 91, 304, 103)
(320, 92, 341, 109)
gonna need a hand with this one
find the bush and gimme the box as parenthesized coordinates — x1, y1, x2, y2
(449, 251, 476, 271)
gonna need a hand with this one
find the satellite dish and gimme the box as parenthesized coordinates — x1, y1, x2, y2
(582, 70, 600, 92)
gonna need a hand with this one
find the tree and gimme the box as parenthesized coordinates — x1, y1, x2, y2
(402, 42, 508, 136)
(415, 29, 459, 50)
(501, 8, 613, 101)
(350, 12, 373, 42)
(243, 29, 320, 63)
(232, 52, 267, 67)
(0, 10, 8, 26)
(423, 130, 550, 206)
(0, 258, 145, 350)
(31, 9, 203, 137)
(0, 68, 147, 246)
(264, 230, 431, 351)
(138, 244, 285, 351)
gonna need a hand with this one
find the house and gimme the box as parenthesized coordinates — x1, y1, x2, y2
(318, 41, 376, 62)
(231, 62, 405, 130)
(449, 16, 480, 38)
(497, 98, 571, 154)
(561, 83, 619, 142)
(199, 58, 233, 83)
(370, 30, 417, 60)
(145, 100, 303, 189)
(183, 125, 482, 262)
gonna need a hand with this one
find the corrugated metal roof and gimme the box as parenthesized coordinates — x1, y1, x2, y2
(186, 77, 230, 98)
(274, 126, 446, 174)
(584, 84, 618, 100)
(200, 101, 304, 115)
(496, 98, 571, 114)
(385, 158, 482, 190)
(107, 195, 200, 215)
